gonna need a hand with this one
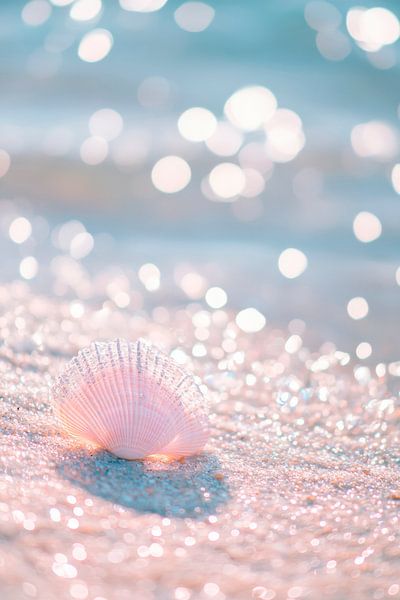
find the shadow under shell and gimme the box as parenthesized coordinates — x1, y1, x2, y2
(56, 450, 229, 518)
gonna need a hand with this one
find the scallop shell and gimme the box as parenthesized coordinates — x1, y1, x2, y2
(52, 338, 209, 460)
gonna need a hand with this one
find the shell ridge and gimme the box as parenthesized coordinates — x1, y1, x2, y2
(74, 348, 123, 447)
(115, 338, 131, 448)
(139, 342, 158, 449)
(89, 341, 128, 450)
(132, 339, 143, 451)
(147, 349, 198, 450)
(133, 342, 182, 455)
(160, 410, 209, 456)
(91, 341, 125, 448)
(144, 344, 179, 451)
(154, 353, 187, 434)
(106, 341, 128, 448)
(59, 397, 105, 445)
(52, 338, 209, 459)
(126, 339, 135, 448)
(133, 341, 175, 455)
(60, 381, 111, 448)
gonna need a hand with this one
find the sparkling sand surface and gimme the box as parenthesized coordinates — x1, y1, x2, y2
(1, 0, 400, 598)
(1, 284, 400, 600)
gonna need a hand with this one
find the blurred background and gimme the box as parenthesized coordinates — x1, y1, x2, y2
(0, 0, 399, 362)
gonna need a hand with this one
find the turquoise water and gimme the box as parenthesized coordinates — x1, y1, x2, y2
(0, 0, 399, 359)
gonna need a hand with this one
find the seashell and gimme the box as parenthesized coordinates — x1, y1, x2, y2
(52, 338, 209, 460)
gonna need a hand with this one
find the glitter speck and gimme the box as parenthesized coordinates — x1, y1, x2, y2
(67, 518, 79, 529)
(72, 544, 87, 561)
(70, 583, 89, 599)
(49, 508, 61, 522)
(52, 563, 77, 579)
(203, 582, 220, 597)
(149, 542, 164, 557)
(175, 588, 191, 600)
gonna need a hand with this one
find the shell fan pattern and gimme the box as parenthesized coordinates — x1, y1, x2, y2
(52, 338, 209, 460)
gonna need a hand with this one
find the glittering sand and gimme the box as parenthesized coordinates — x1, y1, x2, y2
(1, 286, 400, 600)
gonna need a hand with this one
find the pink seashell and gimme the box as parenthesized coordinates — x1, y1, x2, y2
(52, 338, 209, 460)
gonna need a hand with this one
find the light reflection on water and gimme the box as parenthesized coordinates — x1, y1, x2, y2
(0, 0, 399, 360)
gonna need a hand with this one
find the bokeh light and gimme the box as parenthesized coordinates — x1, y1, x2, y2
(316, 30, 351, 61)
(356, 341, 372, 360)
(151, 156, 191, 193)
(9, 217, 32, 244)
(205, 122, 243, 157)
(89, 109, 123, 141)
(278, 248, 308, 279)
(19, 256, 39, 280)
(353, 211, 382, 243)
(239, 142, 273, 174)
(241, 168, 265, 198)
(138, 263, 160, 291)
(347, 297, 369, 320)
(391, 164, 400, 194)
(265, 108, 305, 163)
(178, 272, 206, 299)
(52, 220, 86, 251)
(236, 308, 266, 333)
(224, 86, 277, 132)
(70, 0, 102, 21)
(78, 29, 113, 63)
(208, 163, 246, 200)
(205, 287, 227, 309)
(174, 2, 215, 33)
(178, 107, 217, 142)
(304, 1, 341, 32)
(80, 136, 108, 165)
(69, 231, 94, 259)
(285, 334, 303, 354)
(22, 0, 52, 27)
(346, 7, 399, 51)
(119, 0, 168, 12)
(351, 121, 398, 160)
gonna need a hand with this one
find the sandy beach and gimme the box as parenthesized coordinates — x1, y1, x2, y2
(1, 0, 400, 597)
(1, 284, 400, 600)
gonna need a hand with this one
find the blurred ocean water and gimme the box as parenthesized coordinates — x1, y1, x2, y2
(0, 0, 399, 359)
